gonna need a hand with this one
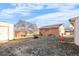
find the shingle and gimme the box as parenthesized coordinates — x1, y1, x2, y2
(40, 24, 62, 29)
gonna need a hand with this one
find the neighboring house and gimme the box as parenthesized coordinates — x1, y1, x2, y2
(69, 16, 79, 45)
(63, 28, 74, 37)
(15, 30, 27, 39)
(69, 18, 75, 26)
(14, 20, 39, 39)
(39, 24, 65, 37)
(0, 22, 14, 43)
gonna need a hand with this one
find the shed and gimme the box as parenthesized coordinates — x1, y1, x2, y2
(0, 22, 14, 43)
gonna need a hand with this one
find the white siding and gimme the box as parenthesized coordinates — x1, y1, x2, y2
(8, 24, 14, 40)
(0, 27, 8, 42)
(59, 25, 65, 36)
(74, 18, 79, 45)
(0, 22, 14, 43)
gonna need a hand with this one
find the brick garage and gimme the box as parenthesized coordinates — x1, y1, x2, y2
(39, 28, 59, 36)
(39, 24, 65, 37)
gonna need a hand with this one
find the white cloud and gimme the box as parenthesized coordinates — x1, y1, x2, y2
(0, 3, 78, 19)
(11, 3, 77, 11)
(1, 6, 30, 15)
(11, 3, 45, 10)
(0, 3, 46, 20)
(28, 7, 79, 27)
(43, 3, 76, 9)
(0, 3, 79, 27)
(12, 3, 78, 10)
(0, 4, 31, 19)
(28, 10, 79, 21)
(0, 3, 47, 19)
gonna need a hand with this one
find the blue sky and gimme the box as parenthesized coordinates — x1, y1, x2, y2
(0, 3, 79, 28)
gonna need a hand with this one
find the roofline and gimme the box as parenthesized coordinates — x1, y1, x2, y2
(39, 24, 63, 29)
(39, 27, 59, 29)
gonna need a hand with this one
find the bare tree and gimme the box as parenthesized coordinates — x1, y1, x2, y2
(14, 20, 38, 36)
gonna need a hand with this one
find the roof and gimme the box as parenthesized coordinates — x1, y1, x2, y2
(69, 16, 79, 21)
(69, 17, 75, 23)
(65, 28, 74, 32)
(69, 16, 79, 25)
(40, 24, 63, 29)
(0, 22, 14, 26)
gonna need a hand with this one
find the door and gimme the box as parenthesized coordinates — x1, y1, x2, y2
(0, 27, 9, 42)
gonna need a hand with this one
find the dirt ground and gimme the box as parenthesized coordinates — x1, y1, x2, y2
(0, 36, 79, 56)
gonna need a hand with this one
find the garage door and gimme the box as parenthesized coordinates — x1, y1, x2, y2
(0, 27, 8, 42)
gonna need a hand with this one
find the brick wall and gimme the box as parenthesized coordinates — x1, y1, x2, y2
(39, 28, 59, 37)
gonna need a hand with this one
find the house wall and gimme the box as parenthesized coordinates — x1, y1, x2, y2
(69, 17, 79, 45)
(0, 22, 14, 42)
(39, 25, 65, 37)
(0, 27, 9, 42)
(15, 29, 39, 39)
(59, 25, 65, 36)
(15, 31, 23, 38)
(63, 31, 74, 37)
(74, 18, 79, 45)
(39, 28, 59, 36)
(8, 24, 14, 40)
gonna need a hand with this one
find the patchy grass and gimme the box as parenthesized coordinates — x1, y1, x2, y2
(0, 36, 78, 56)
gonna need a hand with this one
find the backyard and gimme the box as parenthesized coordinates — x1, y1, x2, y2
(0, 36, 78, 56)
